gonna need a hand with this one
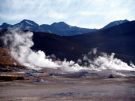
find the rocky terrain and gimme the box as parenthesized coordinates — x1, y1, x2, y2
(0, 48, 26, 81)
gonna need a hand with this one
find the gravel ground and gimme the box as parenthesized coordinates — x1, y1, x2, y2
(0, 77, 135, 101)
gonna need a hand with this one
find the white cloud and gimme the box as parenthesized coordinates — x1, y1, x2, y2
(0, 0, 135, 28)
(48, 11, 68, 19)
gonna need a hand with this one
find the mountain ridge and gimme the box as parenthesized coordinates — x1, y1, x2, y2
(0, 20, 135, 63)
(0, 19, 133, 36)
(0, 20, 96, 36)
(103, 19, 129, 29)
(1, 19, 132, 36)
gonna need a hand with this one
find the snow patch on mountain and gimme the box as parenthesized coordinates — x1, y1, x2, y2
(103, 20, 129, 29)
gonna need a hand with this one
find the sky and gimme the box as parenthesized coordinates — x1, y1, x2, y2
(0, 0, 135, 28)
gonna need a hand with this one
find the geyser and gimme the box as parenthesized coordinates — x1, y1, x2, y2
(2, 29, 59, 70)
(1, 29, 135, 76)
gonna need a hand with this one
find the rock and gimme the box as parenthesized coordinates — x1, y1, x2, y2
(0, 73, 25, 81)
(108, 74, 115, 78)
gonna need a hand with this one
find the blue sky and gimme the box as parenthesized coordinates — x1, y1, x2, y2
(0, 0, 135, 28)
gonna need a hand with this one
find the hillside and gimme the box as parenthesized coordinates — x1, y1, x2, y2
(32, 20, 135, 63)
(0, 20, 135, 64)
(0, 48, 25, 71)
(67, 21, 135, 63)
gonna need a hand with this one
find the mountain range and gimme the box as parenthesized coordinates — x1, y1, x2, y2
(0, 19, 129, 36)
(0, 19, 96, 36)
(0, 19, 135, 64)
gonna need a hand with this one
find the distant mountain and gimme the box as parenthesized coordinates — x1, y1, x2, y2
(31, 20, 135, 63)
(13, 19, 39, 31)
(0, 20, 97, 36)
(68, 20, 135, 63)
(0, 20, 135, 63)
(103, 19, 129, 29)
(39, 22, 96, 36)
(1, 19, 131, 36)
(0, 23, 12, 29)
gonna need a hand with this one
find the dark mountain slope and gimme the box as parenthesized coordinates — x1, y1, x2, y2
(32, 32, 88, 61)
(0, 20, 135, 63)
(67, 21, 135, 63)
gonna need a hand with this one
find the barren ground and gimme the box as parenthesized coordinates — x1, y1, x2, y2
(0, 77, 135, 101)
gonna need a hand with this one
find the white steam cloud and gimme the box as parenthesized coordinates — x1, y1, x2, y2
(1, 29, 135, 76)
(2, 29, 59, 70)
(90, 53, 135, 71)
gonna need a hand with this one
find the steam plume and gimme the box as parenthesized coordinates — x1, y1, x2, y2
(2, 29, 59, 70)
(1, 29, 135, 75)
